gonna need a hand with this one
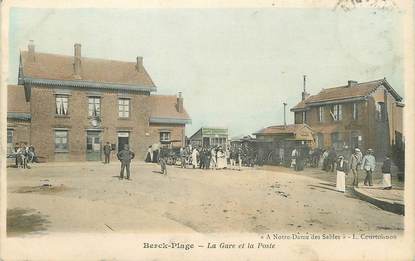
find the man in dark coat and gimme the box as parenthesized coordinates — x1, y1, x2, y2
(117, 144, 135, 180)
(103, 142, 112, 164)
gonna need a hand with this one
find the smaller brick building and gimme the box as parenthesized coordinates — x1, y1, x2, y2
(291, 78, 404, 159)
(7, 42, 191, 161)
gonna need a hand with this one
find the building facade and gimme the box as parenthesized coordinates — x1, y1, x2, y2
(7, 42, 191, 161)
(189, 127, 228, 148)
(253, 124, 314, 166)
(291, 79, 404, 159)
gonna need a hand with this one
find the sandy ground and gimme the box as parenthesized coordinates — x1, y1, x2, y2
(7, 161, 403, 236)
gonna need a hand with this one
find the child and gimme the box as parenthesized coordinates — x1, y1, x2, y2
(381, 155, 392, 190)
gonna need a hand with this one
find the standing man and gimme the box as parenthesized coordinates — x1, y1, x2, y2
(349, 148, 361, 187)
(103, 142, 112, 164)
(361, 149, 376, 186)
(117, 144, 135, 180)
(328, 147, 337, 172)
(159, 146, 168, 175)
(180, 147, 187, 168)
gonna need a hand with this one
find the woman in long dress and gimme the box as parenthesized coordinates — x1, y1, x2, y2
(192, 148, 199, 169)
(382, 155, 392, 190)
(336, 156, 348, 193)
(216, 148, 227, 169)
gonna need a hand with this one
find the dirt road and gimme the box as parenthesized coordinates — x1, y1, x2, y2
(7, 161, 403, 236)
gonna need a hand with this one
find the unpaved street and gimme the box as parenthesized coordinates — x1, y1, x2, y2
(7, 162, 403, 236)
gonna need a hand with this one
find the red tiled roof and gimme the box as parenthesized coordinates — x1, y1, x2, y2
(7, 85, 30, 113)
(149, 95, 191, 121)
(291, 79, 402, 110)
(254, 124, 312, 135)
(20, 51, 156, 87)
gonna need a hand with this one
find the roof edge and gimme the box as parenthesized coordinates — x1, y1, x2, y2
(23, 77, 157, 92)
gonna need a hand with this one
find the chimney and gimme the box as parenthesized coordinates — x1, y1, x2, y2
(348, 80, 358, 87)
(73, 43, 82, 79)
(177, 92, 183, 113)
(301, 75, 310, 101)
(136, 56, 143, 72)
(28, 40, 35, 62)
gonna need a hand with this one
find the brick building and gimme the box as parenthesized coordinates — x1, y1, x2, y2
(7, 42, 191, 161)
(291, 78, 404, 159)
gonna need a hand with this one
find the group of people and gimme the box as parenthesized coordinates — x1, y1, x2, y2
(335, 148, 393, 193)
(188, 145, 239, 170)
(12, 143, 37, 169)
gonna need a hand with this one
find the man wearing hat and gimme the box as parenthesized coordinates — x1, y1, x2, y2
(349, 148, 362, 187)
(117, 144, 135, 180)
(336, 155, 349, 192)
(361, 149, 376, 186)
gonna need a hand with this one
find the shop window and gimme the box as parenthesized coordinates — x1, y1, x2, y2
(55, 130, 68, 152)
(88, 97, 101, 117)
(56, 95, 69, 115)
(118, 98, 130, 118)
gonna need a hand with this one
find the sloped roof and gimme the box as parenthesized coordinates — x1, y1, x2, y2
(291, 79, 403, 111)
(253, 124, 312, 135)
(7, 85, 30, 113)
(20, 51, 156, 88)
(149, 95, 191, 124)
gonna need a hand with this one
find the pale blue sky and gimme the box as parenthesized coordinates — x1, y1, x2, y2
(8, 8, 404, 137)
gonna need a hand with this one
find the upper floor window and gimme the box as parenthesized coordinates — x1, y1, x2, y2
(376, 102, 385, 121)
(160, 132, 171, 142)
(56, 95, 69, 115)
(88, 97, 101, 117)
(55, 130, 69, 152)
(353, 103, 358, 120)
(118, 98, 130, 118)
(302, 111, 307, 123)
(332, 104, 342, 121)
(318, 106, 324, 122)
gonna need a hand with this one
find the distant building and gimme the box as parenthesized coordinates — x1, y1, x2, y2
(291, 78, 404, 159)
(189, 127, 228, 147)
(253, 124, 314, 165)
(7, 41, 191, 161)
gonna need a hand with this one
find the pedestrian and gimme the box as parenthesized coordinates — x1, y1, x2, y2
(349, 148, 361, 187)
(216, 147, 227, 169)
(204, 147, 211, 170)
(322, 149, 329, 171)
(291, 148, 298, 169)
(145, 145, 153, 162)
(103, 142, 112, 164)
(336, 155, 348, 193)
(116, 144, 135, 180)
(180, 147, 187, 168)
(237, 147, 242, 171)
(361, 149, 376, 186)
(381, 155, 392, 190)
(230, 148, 236, 170)
(159, 146, 168, 175)
(192, 147, 199, 169)
(210, 147, 217, 170)
(328, 147, 337, 172)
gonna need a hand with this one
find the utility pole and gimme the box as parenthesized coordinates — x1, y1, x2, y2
(283, 102, 287, 127)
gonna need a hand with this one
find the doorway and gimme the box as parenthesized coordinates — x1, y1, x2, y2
(86, 131, 102, 161)
(118, 132, 130, 152)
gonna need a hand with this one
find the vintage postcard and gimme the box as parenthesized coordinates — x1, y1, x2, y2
(0, 0, 414, 260)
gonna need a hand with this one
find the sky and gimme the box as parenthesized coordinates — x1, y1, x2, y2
(8, 8, 404, 137)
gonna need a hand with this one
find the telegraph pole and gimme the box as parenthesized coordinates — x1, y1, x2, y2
(283, 102, 287, 127)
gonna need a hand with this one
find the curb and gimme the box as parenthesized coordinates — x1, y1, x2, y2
(351, 187, 404, 216)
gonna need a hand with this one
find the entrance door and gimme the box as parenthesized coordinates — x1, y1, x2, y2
(86, 131, 102, 161)
(118, 132, 130, 152)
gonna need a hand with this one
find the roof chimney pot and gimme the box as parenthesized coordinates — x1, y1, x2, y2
(348, 80, 358, 87)
(177, 92, 183, 113)
(136, 56, 143, 72)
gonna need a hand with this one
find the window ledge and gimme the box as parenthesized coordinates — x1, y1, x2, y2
(55, 150, 69, 153)
(55, 115, 70, 119)
(118, 117, 131, 120)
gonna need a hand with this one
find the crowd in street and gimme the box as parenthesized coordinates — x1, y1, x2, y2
(9, 143, 38, 169)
